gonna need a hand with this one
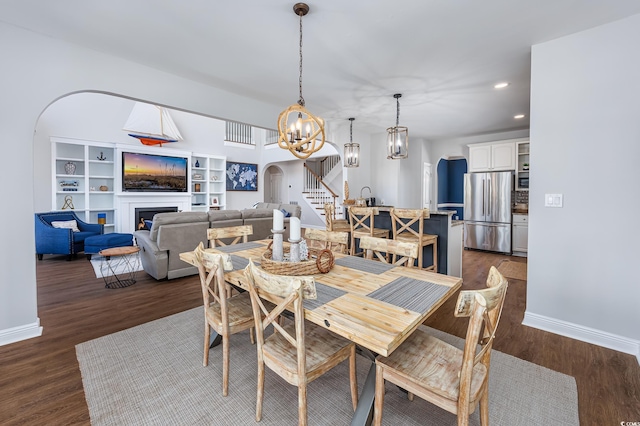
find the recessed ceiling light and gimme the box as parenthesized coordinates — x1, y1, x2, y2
(514, 114, 525, 119)
(494, 82, 509, 89)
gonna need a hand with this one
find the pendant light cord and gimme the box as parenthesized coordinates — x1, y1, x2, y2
(396, 96, 400, 127)
(350, 118, 353, 142)
(298, 11, 305, 107)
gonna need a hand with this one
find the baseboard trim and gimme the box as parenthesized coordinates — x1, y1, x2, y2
(0, 319, 43, 346)
(523, 311, 640, 365)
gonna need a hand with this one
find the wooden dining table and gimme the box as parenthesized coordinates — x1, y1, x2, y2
(180, 239, 462, 425)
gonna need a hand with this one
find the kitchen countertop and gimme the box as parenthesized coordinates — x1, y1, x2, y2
(512, 210, 529, 215)
(373, 206, 457, 216)
(373, 206, 462, 225)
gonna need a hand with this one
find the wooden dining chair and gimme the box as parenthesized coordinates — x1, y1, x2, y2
(390, 208, 438, 271)
(359, 235, 419, 267)
(192, 242, 256, 397)
(243, 259, 358, 425)
(207, 225, 254, 296)
(304, 228, 349, 254)
(207, 224, 253, 247)
(373, 266, 508, 426)
(324, 202, 350, 232)
(348, 206, 390, 257)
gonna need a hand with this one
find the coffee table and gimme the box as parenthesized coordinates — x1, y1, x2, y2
(98, 246, 141, 289)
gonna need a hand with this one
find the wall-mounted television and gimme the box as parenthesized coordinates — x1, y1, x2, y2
(122, 152, 188, 192)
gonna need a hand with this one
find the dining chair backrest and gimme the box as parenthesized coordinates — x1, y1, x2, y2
(359, 235, 420, 267)
(208, 224, 253, 247)
(305, 228, 349, 254)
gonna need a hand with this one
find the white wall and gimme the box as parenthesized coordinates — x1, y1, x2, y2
(342, 129, 374, 203)
(527, 14, 640, 360)
(0, 21, 286, 345)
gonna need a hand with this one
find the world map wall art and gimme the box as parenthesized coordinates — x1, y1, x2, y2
(226, 162, 258, 191)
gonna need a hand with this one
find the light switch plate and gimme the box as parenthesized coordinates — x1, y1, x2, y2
(545, 193, 563, 207)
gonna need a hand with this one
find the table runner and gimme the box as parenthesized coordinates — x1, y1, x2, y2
(367, 276, 450, 313)
(229, 255, 251, 271)
(303, 282, 347, 310)
(335, 256, 395, 274)
(214, 241, 264, 253)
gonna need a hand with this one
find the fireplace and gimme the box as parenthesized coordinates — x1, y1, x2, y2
(135, 207, 178, 231)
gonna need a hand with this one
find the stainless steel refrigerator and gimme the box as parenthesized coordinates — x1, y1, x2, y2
(463, 171, 513, 253)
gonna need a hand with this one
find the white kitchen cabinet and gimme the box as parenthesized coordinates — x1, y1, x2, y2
(515, 141, 530, 191)
(468, 139, 523, 172)
(512, 213, 528, 256)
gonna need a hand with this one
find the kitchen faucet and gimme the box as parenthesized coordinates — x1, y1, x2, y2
(360, 186, 372, 198)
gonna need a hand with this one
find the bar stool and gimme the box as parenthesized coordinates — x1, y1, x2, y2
(390, 208, 437, 272)
(348, 207, 389, 257)
(324, 203, 350, 232)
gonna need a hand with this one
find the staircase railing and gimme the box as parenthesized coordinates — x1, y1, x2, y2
(320, 155, 341, 178)
(303, 163, 338, 208)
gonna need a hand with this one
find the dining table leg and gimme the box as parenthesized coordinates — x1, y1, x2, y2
(350, 345, 379, 426)
(351, 363, 376, 426)
(210, 332, 222, 348)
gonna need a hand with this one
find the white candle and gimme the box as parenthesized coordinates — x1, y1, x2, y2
(290, 217, 301, 240)
(273, 209, 284, 231)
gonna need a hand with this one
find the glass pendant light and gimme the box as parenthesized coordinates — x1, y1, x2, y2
(386, 93, 408, 159)
(344, 118, 360, 168)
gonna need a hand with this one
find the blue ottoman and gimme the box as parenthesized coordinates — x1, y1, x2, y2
(85, 233, 134, 260)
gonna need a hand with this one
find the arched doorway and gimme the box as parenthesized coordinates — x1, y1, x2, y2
(436, 157, 467, 220)
(263, 165, 284, 204)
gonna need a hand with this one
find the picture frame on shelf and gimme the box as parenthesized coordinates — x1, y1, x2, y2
(211, 196, 219, 206)
(225, 162, 258, 191)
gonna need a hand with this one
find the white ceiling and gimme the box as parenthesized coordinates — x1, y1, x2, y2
(3, 1, 640, 141)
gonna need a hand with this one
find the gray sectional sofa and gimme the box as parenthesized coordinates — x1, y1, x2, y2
(134, 203, 301, 280)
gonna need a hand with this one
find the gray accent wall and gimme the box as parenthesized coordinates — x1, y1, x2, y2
(528, 14, 640, 359)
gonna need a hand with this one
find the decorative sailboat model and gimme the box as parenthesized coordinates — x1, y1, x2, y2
(123, 102, 184, 146)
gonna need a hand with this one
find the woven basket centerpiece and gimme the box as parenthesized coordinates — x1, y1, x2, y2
(261, 244, 335, 275)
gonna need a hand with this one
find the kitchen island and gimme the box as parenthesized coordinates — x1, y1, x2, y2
(350, 207, 463, 277)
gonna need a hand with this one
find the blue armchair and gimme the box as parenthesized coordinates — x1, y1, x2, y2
(35, 211, 103, 260)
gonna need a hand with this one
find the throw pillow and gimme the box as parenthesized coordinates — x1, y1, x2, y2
(51, 219, 80, 232)
(280, 208, 291, 218)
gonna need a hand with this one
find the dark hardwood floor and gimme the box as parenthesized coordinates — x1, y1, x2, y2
(0, 250, 638, 425)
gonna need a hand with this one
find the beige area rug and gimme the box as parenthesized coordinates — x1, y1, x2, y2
(76, 308, 578, 425)
(497, 259, 528, 281)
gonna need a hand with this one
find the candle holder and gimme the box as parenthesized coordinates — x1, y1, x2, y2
(271, 229, 284, 261)
(288, 238, 302, 262)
